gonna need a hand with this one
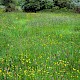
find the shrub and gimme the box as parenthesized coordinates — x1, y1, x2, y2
(0, 5, 5, 13)
(1, 0, 13, 6)
(45, 1, 53, 9)
(21, 1, 40, 12)
(70, 1, 80, 13)
(52, 6, 59, 10)
(75, 7, 80, 13)
(5, 3, 15, 12)
(1, 0, 16, 12)
(53, 0, 72, 9)
(21, 0, 53, 12)
(39, 1, 45, 10)
(15, 6, 23, 12)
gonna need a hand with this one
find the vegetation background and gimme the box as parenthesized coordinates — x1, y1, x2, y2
(0, 0, 80, 80)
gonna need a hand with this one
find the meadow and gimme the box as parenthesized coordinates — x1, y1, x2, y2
(0, 11, 80, 80)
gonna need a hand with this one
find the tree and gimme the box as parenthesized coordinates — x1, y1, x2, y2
(21, 0, 44, 12)
(71, 0, 80, 13)
(53, 0, 71, 9)
(2, 0, 15, 12)
(2, 0, 13, 6)
(21, 0, 54, 12)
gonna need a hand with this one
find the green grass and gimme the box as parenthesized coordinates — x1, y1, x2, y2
(0, 11, 80, 80)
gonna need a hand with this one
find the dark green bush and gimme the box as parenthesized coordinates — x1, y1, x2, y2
(53, 0, 72, 9)
(0, 5, 5, 13)
(21, 0, 45, 12)
(45, 1, 53, 9)
(21, 0, 54, 12)
(52, 6, 59, 10)
(22, 2, 38, 12)
(1, 0, 16, 12)
(54, 0, 68, 9)
(5, 3, 15, 12)
(39, 1, 45, 10)
(1, 0, 13, 6)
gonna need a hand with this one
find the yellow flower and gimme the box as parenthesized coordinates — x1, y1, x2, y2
(37, 69, 41, 72)
(24, 70, 27, 75)
(7, 72, 11, 76)
(76, 76, 78, 78)
(16, 17, 18, 19)
(64, 64, 67, 67)
(73, 68, 76, 71)
(71, 76, 73, 77)
(77, 70, 79, 73)
(0, 69, 2, 73)
(60, 34, 63, 38)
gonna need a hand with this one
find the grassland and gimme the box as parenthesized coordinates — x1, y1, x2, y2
(0, 11, 80, 80)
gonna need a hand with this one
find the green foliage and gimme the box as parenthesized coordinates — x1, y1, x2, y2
(1, 0, 16, 12)
(52, 6, 59, 11)
(21, 1, 41, 12)
(53, 0, 71, 9)
(0, 5, 5, 13)
(45, 1, 53, 9)
(21, 0, 54, 12)
(5, 3, 15, 12)
(1, 0, 13, 6)
(70, 0, 80, 13)
(21, 0, 45, 12)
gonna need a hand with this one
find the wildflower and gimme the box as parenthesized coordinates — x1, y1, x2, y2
(60, 34, 63, 38)
(39, 55, 42, 58)
(0, 69, 2, 73)
(48, 67, 52, 69)
(16, 17, 18, 19)
(7, 44, 9, 46)
(47, 72, 49, 74)
(37, 69, 41, 72)
(27, 75, 30, 76)
(71, 76, 73, 77)
(64, 64, 67, 67)
(14, 26, 16, 29)
(7, 72, 11, 76)
(77, 70, 79, 73)
(43, 70, 46, 73)
(73, 68, 76, 71)
(24, 70, 27, 75)
(76, 76, 78, 78)
(58, 73, 60, 75)
(48, 35, 50, 37)
(26, 60, 29, 62)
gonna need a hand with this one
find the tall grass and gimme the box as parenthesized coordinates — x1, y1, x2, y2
(0, 12, 80, 80)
